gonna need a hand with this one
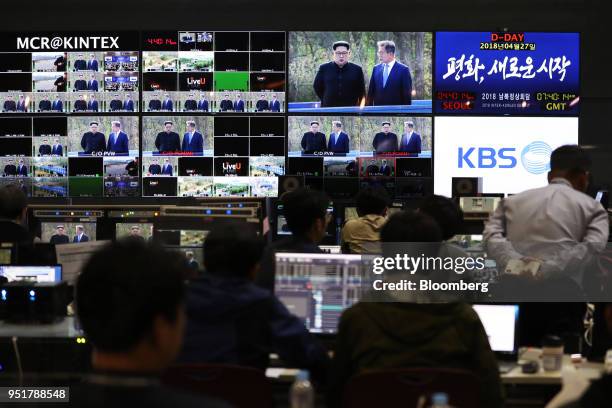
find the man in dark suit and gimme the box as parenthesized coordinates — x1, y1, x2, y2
(219, 93, 233, 111)
(87, 94, 98, 112)
(109, 95, 122, 112)
(74, 94, 87, 112)
(327, 121, 350, 154)
(51, 95, 63, 112)
(125, 157, 138, 177)
(155, 121, 181, 153)
(270, 93, 281, 112)
(16, 95, 27, 112)
(3, 96, 16, 112)
(39, 138, 52, 156)
(73, 225, 89, 243)
(81, 121, 106, 154)
(365, 160, 380, 177)
(148, 97, 162, 111)
(161, 159, 173, 176)
(107, 121, 129, 155)
(233, 94, 245, 112)
(255, 93, 269, 112)
(148, 159, 161, 175)
(162, 94, 173, 111)
(3, 159, 17, 176)
(181, 121, 204, 154)
(123, 94, 134, 112)
(0, 185, 33, 244)
(300, 121, 327, 155)
(39, 98, 52, 112)
(50, 225, 70, 245)
(87, 54, 99, 71)
(183, 94, 197, 111)
(372, 121, 399, 154)
(197, 94, 209, 112)
(73, 75, 87, 92)
(73, 54, 87, 71)
(51, 138, 63, 156)
(54, 74, 66, 92)
(16, 160, 28, 176)
(313, 41, 366, 107)
(366, 40, 412, 106)
(87, 74, 98, 92)
(399, 120, 422, 154)
(54, 54, 66, 71)
(380, 159, 392, 176)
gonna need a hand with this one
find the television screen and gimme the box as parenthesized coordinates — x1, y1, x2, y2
(434, 32, 580, 115)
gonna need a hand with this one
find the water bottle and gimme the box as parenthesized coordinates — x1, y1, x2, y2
(290, 370, 314, 408)
(430, 392, 450, 408)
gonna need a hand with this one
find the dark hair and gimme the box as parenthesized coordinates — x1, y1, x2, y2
(381, 210, 443, 243)
(419, 195, 464, 241)
(282, 188, 330, 236)
(332, 41, 350, 50)
(76, 239, 188, 352)
(550, 145, 591, 175)
(0, 184, 27, 220)
(355, 186, 390, 217)
(204, 221, 264, 277)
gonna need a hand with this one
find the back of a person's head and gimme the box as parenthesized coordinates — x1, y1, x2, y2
(550, 145, 591, 175)
(381, 210, 443, 243)
(76, 239, 188, 352)
(355, 186, 390, 217)
(203, 220, 264, 278)
(418, 195, 464, 241)
(0, 184, 27, 220)
(281, 188, 330, 236)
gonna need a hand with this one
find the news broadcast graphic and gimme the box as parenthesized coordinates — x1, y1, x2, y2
(141, 115, 285, 197)
(288, 32, 432, 113)
(434, 32, 579, 115)
(433, 116, 579, 196)
(0, 32, 140, 114)
(142, 31, 285, 113)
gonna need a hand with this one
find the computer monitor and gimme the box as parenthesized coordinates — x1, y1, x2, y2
(459, 196, 501, 220)
(472, 304, 519, 356)
(275, 202, 334, 237)
(0, 265, 62, 283)
(274, 253, 366, 334)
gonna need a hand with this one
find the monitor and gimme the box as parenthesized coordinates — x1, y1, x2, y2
(275, 202, 334, 237)
(274, 252, 366, 334)
(472, 304, 519, 355)
(0, 265, 61, 283)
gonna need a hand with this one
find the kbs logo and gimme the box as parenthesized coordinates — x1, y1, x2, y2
(16, 36, 120, 50)
(458, 141, 552, 175)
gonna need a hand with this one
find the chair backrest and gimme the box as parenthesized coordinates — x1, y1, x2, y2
(343, 368, 481, 408)
(162, 363, 274, 408)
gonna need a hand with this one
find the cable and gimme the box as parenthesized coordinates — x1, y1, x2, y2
(11, 336, 23, 386)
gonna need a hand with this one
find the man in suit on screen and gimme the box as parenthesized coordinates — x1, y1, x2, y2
(39, 98, 52, 112)
(233, 93, 245, 112)
(87, 54, 99, 71)
(148, 96, 162, 111)
(300, 121, 327, 155)
(327, 121, 350, 154)
(366, 40, 412, 106)
(181, 121, 203, 154)
(219, 93, 233, 112)
(162, 94, 173, 111)
(54, 54, 66, 71)
(183, 94, 197, 112)
(16, 95, 27, 112)
(123, 94, 134, 112)
(399, 120, 422, 154)
(51, 138, 63, 156)
(39, 138, 52, 156)
(197, 93, 209, 112)
(73, 225, 89, 243)
(313, 41, 366, 107)
(17, 159, 28, 176)
(52, 95, 63, 112)
(50, 225, 69, 244)
(3, 159, 17, 176)
(74, 94, 87, 112)
(255, 93, 269, 112)
(107, 121, 129, 154)
(161, 158, 173, 176)
(54, 74, 67, 92)
(372, 121, 398, 154)
(270, 93, 281, 112)
(3, 95, 16, 112)
(80, 121, 106, 155)
(87, 74, 98, 92)
(148, 159, 161, 175)
(380, 159, 392, 176)
(87, 94, 98, 112)
(155, 121, 181, 153)
(73, 54, 86, 71)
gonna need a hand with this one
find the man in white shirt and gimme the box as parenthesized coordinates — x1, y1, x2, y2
(483, 145, 609, 285)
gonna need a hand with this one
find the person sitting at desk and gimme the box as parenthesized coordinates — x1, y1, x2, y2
(73, 240, 229, 408)
(256, 188, 329, 291)
(178, 221, 329, 380)
(328, 211, 503, 408)
(0, 185, 33, 244)
(341, 186, 389, 254)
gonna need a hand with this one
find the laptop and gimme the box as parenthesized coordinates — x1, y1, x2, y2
(473, 304, 520, 373)
(0, 265, 62, 283)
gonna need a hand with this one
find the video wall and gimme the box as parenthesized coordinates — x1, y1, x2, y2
(0, 31, 580, 198)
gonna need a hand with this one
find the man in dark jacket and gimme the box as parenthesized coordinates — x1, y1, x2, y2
(0, 184, 32, 244)
(179, 221, 329, 381)
(300, 121, 327, 155)
(328, 211, 504, 408)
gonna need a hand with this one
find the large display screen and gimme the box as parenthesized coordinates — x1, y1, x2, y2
(434, 117, 579, 196)
(288, 32, 432, 113)
(434, 32, 579, 115)
(141, 31, 285, 113)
